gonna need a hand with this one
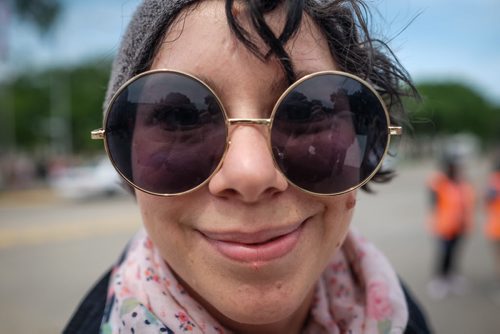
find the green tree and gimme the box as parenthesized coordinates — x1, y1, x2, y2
(0, 58, 112, 154)
(407, 82, 500, 143)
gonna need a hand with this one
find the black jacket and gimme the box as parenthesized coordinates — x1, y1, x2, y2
(64, 270, 432, 334)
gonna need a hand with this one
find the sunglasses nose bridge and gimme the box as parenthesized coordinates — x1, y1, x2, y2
(227, 118, 272, 127)
(226, 118, 274, 155)
(226, 117, 273, 155)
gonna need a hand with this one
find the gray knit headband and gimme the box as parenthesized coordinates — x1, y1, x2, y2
(104, 0, 197, 113)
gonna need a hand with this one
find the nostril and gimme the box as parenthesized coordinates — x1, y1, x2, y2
(216, 188, 239, 200)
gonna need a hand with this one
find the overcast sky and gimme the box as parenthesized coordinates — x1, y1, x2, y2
(3, 0, 500, 103)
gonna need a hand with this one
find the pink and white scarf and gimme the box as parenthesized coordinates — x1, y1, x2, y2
(101, 228, 408, 333)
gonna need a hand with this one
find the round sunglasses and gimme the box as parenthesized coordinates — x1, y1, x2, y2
(91, 70, 402, 196)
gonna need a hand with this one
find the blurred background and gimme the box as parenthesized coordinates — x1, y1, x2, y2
(0, 0, 499, 333)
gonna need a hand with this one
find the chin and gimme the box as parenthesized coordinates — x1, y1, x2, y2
(207, 278, 314, 329)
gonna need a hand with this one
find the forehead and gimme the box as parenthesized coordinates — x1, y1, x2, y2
(151, 1, 336, 79)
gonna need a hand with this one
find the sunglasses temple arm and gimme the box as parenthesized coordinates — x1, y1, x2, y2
(91, 128, 105, 140)
(389, 126, 402, 136)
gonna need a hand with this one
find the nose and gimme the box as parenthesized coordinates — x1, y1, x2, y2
(208, 124, 288, 203)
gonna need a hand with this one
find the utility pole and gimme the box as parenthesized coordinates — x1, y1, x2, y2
(49, 73, 72, 156)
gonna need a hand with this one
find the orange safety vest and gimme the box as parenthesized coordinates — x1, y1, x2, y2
(427, 172, 475, 240)
(485, 172, 500, 240)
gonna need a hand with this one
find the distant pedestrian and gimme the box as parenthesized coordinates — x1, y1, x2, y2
(426, 156, 475, 299)
(484, 157, 500, 284)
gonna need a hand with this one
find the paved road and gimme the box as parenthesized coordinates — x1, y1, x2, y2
(0, 159, 498, 333)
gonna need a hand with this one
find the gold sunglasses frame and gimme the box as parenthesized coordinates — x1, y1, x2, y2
(91, 69, 402, 197)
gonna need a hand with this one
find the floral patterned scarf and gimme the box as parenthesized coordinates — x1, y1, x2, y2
(101, 228, 408, 333)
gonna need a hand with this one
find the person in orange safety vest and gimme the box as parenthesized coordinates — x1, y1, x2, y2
(485, 159, 500, 281)
(426, 157, 475, 299)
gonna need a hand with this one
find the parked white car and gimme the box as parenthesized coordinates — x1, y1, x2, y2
(50, 157, 125, 200)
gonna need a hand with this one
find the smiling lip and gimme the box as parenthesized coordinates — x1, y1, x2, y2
(200, 222, 306, 263)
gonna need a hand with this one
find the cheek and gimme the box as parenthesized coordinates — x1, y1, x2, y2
(321, 191, 357, 250)
(135, 193, 189, 261)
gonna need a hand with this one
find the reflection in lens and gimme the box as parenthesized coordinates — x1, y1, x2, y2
(271, 73, 388, 194)
(106, 71, 227, 194)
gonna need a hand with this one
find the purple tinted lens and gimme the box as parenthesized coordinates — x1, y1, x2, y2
(271, 73, 388, 194)
(105, 72, 227, 194)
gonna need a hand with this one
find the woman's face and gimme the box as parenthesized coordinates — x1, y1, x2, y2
(136, 1, 357, 331)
